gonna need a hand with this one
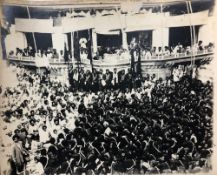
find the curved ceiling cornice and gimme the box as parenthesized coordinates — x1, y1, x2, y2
(1, 0, 213, 7)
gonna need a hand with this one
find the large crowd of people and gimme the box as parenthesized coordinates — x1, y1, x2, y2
(0, 62, 213, 175)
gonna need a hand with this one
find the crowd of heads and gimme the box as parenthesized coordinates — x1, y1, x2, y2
(0, 62, 213, 174)
(135, 40, 214, 59)
(93, 40, 215, 61)
(9, 35, 214, 65)
(12, 46, 66, 60)
(13, 46, 35, 58)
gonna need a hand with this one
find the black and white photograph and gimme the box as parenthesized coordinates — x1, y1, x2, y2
(0, 0, 216, 174)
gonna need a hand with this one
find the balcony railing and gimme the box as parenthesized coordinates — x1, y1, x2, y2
(8, 48, 214, 67)
(8, 56, 73, 64)
(141, 48, 214, 61)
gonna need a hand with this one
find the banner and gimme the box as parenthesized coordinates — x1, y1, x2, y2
(62, 17, 94, 32)
(35, 57, 50, 67)
(15, 18, 53, 33)
(15, 10, 209, 34)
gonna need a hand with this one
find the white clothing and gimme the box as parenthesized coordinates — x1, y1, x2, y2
(33, 162, 44, 175)
(145, 51, 152, 60)
(39, 129, 50, 143)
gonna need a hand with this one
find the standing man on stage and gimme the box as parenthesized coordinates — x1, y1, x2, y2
(105, 69, 113, 90)
(92, 69, 99, 92)
(129, 37, 142, 78)
(112, 68, 118, 90)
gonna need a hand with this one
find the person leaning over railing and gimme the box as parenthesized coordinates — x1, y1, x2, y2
(156, 47, 163, 59)
(164, 46, 171, 56)
(145, 48, 152, 60)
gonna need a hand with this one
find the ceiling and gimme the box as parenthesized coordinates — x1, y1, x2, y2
(1, 0, 215, 7)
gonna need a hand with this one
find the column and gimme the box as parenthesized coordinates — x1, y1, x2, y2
(71, 32, 74, 60)
(92, 29, 97, 55)
(52, 33, 65, 61)
(152, 28, 169, 48)
(64, 34, 69, 51)
(122, 30, 128, 49)
(198, 22, 214, 46)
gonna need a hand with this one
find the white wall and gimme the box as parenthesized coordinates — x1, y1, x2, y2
(5, 25, 27, 55)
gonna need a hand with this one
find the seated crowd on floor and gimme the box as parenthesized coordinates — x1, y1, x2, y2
(0, 63, 213, 175)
